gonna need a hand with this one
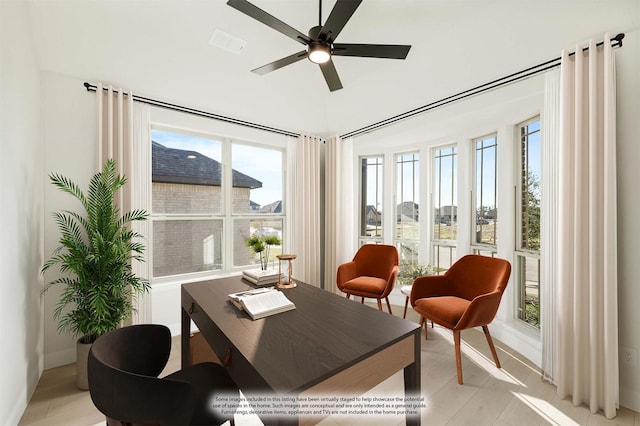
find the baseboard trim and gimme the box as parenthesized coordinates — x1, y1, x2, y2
(44, 347, 75, 370)
(620, 384, 640, 413)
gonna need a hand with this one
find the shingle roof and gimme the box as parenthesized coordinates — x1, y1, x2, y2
(152, 141, 262, 189)
(259, 200, 282, 214)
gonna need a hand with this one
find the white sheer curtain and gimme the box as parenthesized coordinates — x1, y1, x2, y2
(290, 134, 322, 286)
(96, 84, 151, 324)
(324, 136, 355, 294)
(542, 34, 618, 419)
(96, 84, 133, 209)
(130, 103, 152, 323)
(541, 68, 560, 385)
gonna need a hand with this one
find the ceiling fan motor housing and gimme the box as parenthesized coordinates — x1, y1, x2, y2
(307, 42, 332, 64)
(227, 0, 410, 91)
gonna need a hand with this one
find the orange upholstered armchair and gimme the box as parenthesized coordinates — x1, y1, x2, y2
(410, 254, 511, 384)
(337, 244, 399, 314)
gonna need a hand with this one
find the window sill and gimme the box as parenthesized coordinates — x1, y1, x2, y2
(490, 317, 542, 368)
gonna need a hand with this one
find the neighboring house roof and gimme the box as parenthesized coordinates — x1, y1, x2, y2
(151, 141, 262, 189)
(365, 205, 382, 225)
(366, 205, 381, 216)
(259, 200, 282, 214)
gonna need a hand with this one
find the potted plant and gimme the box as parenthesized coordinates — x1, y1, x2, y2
(41, 158, 149, 389)
(397, 262, 434, 287)
(246, 234, 281, 270)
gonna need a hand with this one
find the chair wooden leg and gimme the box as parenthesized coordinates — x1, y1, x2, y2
(385, 297, 392, 314)
(454, 330, 463, 384)
(361, 297, 365, 304)
(377, 298, 383, 311)
(420, 316, 428, 340)
(483, 325, 501, 368)
(403, 296, 409, 319)
(346, 293, 351, 299)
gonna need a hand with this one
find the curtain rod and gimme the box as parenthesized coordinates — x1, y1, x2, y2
(83, 82, 301, 138)
(340, 33, 625, 139)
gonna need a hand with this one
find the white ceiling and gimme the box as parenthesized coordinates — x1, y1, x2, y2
(26, 0, 638, 137)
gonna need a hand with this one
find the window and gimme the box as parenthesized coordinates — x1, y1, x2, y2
(515, 117, 541, 328)
(395, 153, 420, 285)
(432, 145, 457, 273)
(150, 128, 284, 279)
(359, 156, 383, 245)
(231, 143, 284, 269)
(473, 134, 497, 247)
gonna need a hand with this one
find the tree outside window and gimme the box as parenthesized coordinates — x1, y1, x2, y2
(516, 118, 541, 328)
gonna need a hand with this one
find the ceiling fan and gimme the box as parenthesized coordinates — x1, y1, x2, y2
(227, 0, 412, 92)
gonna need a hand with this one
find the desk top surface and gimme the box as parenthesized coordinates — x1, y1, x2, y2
(182, 276, 419, 393)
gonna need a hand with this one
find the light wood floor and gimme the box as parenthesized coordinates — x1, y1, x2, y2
(19, 306, 640, 426)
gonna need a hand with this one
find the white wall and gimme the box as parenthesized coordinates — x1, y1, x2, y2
(613, 28, 640, 412)
(0, 2, 45, 424)
(40, 71, 96, 368)
(27, 12, 640, 419)
(351, 31, 640, 412)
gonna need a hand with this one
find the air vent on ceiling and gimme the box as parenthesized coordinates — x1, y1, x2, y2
(209, 29, 247, 54)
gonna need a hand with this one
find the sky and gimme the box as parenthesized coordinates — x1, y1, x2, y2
(152, 120, 541, 211)
(151, 129, 283, 206)
(434, 120, 542, 209)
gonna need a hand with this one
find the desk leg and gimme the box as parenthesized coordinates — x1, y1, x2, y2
(181, 307, 191, 369)
(404, 330, 421, 426)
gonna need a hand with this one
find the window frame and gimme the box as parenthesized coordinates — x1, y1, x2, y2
(471, 133, 498, 250)
(514, 116, 542, 330)
(431, 144, 458, 273)
(149, 126, 286, 282)
(394, 151, 421, 285)
(358, 155, 384, 246)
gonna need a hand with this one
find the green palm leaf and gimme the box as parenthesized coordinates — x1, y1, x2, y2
(41, 159, 149, 343)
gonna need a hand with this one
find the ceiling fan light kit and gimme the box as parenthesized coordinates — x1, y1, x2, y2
(227, 0, 411, 91)
(308, 42, 331, 64)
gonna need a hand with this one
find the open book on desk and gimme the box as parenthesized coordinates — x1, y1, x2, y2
(228, 288, 295, 320)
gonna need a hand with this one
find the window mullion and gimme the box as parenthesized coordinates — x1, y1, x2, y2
(222, 138, 233, 271)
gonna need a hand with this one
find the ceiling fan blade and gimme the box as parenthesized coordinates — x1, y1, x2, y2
(319, 0, 362, 42)
(332, 43, 411, 59)
(227, 0, 311, 45)
(251, 51, 308, 75)
(319, 59, 343, 92)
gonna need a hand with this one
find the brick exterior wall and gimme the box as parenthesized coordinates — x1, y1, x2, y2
(152, 182, 222, 214)
(152, 182, 259, 277)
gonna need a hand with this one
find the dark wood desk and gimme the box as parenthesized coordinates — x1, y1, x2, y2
(181, 276, 421, 425)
